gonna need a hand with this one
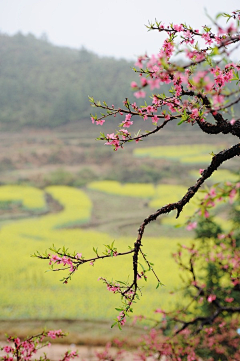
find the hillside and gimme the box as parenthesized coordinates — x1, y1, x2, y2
(0, 33, 139, 128)
(1, 33, 239, 131)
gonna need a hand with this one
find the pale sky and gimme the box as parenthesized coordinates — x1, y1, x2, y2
(0, 0, 239, 59)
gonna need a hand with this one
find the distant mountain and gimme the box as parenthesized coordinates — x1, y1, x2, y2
(0, 33, 138, 128)
(1, 33, 238, 131)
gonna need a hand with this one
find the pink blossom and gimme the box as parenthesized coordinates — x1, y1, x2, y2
(148, 78, 160, 90)
(122, 120, 133, 128)
(119, 129, 129, 136)
(52, 255, 60, 261)
(209, 188, 216, 197)
(230, 119, 236, 125)
(134, 90, 146, 98)
(125, 113, 132, 121)
(106, 133, 116, 140)
(140, 77, 148, 86)
(186, 222, 197, 231)
(173, 24, 183, 32)
(229, 189, 237, 203)
(154, 308, 165, 314)
(227, 23, 237, 34)
(199, 168, 204, 174)
(47, 330, 63, 339)
(191, 108, 199, 118)
(225, 297, 234, 303)
(204, 210, 209, 218)
(202, 32, 213, 45)
(218, 234, 225, 240)
(3, 346, 13, 353)
(131, 81, 138, 88)
(96, 119, 105, 125)
(207, 294, 216, 303)
(205, 327, 214, 335)
(131, 102, 137, 109)
(213, 94, 224, 105)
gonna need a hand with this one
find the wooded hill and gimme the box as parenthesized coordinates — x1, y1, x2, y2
(0, 33, 239, 130)
(0, 33, 139, 129)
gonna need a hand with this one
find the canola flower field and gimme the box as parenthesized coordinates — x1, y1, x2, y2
(1, 173, 236, 320)
(88, 181, 233, 229)
(0, 142, 237, 321)
(0, 184, 194, 320)
(133, 144, 223, 164)
(0, 185, 46, 210)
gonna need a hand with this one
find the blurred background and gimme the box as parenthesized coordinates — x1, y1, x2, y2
(0, 0, 239, 357)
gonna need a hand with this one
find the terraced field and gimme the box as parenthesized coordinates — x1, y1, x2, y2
(133, 144, 223, 164)
(88, 181, 155, 198)
(87, 180, 234, 229)
(190, 169, 239, 183)
(0, 141, 238, 322)
(0, 184, 193, 320)
(0, 185, 46, 210)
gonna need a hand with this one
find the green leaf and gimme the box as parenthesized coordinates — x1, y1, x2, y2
(139, 263, 145, 272)
(156, 281, 164, 288)
(210, 47, 219, 56)
(177, 119, 185, 125)
(117, 323, 122, 331)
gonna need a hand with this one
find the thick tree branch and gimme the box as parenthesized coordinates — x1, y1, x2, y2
(132, 143, 240, 289)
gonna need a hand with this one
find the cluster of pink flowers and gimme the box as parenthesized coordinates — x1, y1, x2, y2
(1, 330, 77, 361)
(207, 294, 217, 303)
(49, 254, 75, 272)
(47, 329, 64, 339)
(210, 64, 235, 89)
(122, 114, 133, 128)
(106, 282, 121, 293)
(107, 249, 118, 256)
(89, 10, 240, 154)
(186, 221, 197, 231)
(117, 311, 126, 326)
(105, 132, 121, 150)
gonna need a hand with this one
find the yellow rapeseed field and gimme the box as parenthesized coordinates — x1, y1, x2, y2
(190, 169, 239, 183)
(88, 180, 156, 198)
(0, 176, 233, 320)
(0, 185, 46, 210)
(0, 185, 191, 320)
(134, 144, 222, 164)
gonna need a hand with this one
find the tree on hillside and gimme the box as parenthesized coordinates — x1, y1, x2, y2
(2, 9, 240, 361)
